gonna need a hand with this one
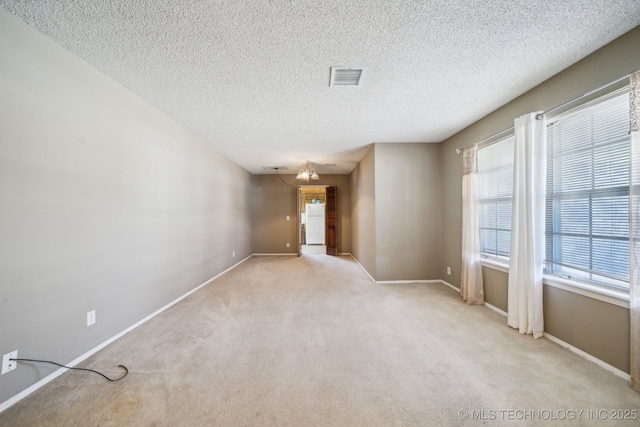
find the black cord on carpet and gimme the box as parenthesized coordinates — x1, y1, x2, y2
(10, 358, 128, 382)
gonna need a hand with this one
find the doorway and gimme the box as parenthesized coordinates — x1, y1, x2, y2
(297, 185, 338, 256)
(298, 186, 327, 255)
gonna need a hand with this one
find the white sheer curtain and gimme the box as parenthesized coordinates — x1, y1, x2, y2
(461, 144, 484, 305)
(629, 70, 640, 392)
(508, 113, 545, 338)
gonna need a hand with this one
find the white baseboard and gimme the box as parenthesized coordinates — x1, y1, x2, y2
(439, 280, 507, 316)
(484, 302, 507, 317)
(375, 279, 441, 285)
(440, 279, 460, 292)
(254, 252, 351, 256)
(435, 280, 629, 382)
(348, 255, 443, 285)
(0, 367, 67, 414)
(543, 333, 630, 381)
(252, 253, 297, 256)
(0, 255, 252, 414)
(4, 257, 629, 413)
(349, 254, 376, 283)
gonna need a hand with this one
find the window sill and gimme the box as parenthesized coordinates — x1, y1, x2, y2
(481, 257, 509, 273)
(480, 259, 630, 309)
(542, 275, 629, 309)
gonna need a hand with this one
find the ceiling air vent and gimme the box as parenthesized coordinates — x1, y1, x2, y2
(330, 67, 363, 87)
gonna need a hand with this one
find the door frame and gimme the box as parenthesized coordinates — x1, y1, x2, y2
(297, 185, 329, 257)
(325, 186, 338, 256)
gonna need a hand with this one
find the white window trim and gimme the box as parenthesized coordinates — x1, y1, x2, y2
(480, 258, 629, 309)
(477, 88, 632, 310)
(481, 256, 509, 273)
(544, 90, 630, 291)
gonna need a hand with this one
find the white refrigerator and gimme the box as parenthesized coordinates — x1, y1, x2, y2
(305, 203, 325, 244)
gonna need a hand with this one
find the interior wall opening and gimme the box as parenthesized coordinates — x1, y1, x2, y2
(298, 186, 327, 255)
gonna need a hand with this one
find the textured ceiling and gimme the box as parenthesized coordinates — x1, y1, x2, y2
(2, 1, 640, 174)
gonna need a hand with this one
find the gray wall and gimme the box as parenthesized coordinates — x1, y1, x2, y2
(0, 10, 252, 403)
(440, 26, 640, 373)
(350, 146, 376, 278)
(250, 174, 351, 254)
(481, 267, 508, 312)
(544, 287, 630, 373)
(2, 4, 638, 406)
(374, 143, 442, 281)
(350, 143, 442, 282)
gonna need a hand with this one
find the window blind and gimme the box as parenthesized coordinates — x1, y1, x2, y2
(478, 136, 514, 258)
(545, 91, 630, 290)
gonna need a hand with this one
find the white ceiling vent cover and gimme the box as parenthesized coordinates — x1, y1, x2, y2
(330, 67, 363, 87)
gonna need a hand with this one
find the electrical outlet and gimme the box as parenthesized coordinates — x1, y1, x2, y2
(232, 251, 235, 257)
(286, 216, 290, 221)
(87, 310, 96, 327)
(286, 243, 290, 248)
(2, 350, 18, 375)
(447, 267, 451, 275)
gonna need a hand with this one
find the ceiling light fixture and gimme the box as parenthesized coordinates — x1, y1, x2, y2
(296, 161, 320, 182)
(272, 161, 320, 186)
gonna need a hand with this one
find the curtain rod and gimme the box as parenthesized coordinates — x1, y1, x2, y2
(455, 70, 635, 154)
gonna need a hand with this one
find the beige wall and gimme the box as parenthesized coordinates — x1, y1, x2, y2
(250, 174, 298, 253)
(374, 143, 442, 281)
(2, 3, 637, 407)
(481, 267, 508, 312)
(250, 174, 351, 254)
(480, 266, 631, 373)
(350, 146, 377, 278)
(350, 144, 442, 282)
(440, 26, 640, 372)
(544, 286, 630, 373)
(0, 10, 253, 403)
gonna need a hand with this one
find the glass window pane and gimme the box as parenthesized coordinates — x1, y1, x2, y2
(545, 91, 629, 291)
(478, 136, 514, 258)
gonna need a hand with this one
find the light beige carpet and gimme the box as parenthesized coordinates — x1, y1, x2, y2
(301, 244, 327, 254)
(1, 255, 639, 426)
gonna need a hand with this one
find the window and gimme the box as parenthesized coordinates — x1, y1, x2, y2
(478, 136, 514, 259)
(545, 91, 630, 291)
